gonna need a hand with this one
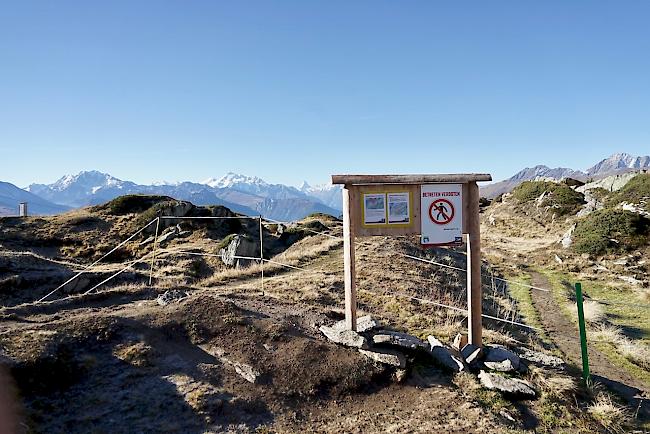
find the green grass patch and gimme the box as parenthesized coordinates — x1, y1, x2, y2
(572, 209, 650, 255)
(504, 271, 551, 343)
(593, 341, 650, 388)
(512, 181, 585, 216)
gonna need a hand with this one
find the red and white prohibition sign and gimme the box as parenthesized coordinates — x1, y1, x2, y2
(428, 198, 454, 225)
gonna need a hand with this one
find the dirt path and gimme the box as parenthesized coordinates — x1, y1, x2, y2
(530, 272, 650, 419)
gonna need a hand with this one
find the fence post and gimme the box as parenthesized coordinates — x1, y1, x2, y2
(575, 282, 591, 384)
(148, 217, 161, 286)
(259, 215, 264, 294)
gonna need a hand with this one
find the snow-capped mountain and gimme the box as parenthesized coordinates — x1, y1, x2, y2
(481, 153, 650, 198)
(0, 181, 70, 216)
(28, 171, 138, 208)
(586, 153, 650, 176)
(299, 181, 342, 210)
(202, 172, 309, 201)
(24, 171, 341, 221)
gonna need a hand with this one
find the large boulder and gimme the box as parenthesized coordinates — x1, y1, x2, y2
(219, 235, 259, 268)
(478, 371, 536, 399)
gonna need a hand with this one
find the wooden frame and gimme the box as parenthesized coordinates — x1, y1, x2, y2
(332, 173, 492, 347)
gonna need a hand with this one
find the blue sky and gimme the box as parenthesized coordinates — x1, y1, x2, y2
(1, 1, 649, 188)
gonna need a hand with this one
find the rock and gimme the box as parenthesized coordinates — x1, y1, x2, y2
(372, 331, 427, 350)
(319, 325, 367, 348)
(219, 235, 259, 267)
(427, 336, 464, 372)
(559, 224, 576, 248)
(618, 275, 642, 286)
(483, 345, 520, 372)
(324, 315, 380, 333)
(356, 315, 381, 333)
(452, 333, 468, 351)
(393, 368, 408, 383)
(156, 227, 178, 245)
(200, 345, 262, 384)
(554, 254, 563, 264)
(359, 348, 406, 368)
(460, 343, 482, 365)
(478, 371, 536, 399)
(484, 359, 517, 373)
(516, 348, 564, 368)
(156, 289, 188, 306)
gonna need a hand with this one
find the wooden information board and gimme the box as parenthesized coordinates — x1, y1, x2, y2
(332, 173, 492, 347)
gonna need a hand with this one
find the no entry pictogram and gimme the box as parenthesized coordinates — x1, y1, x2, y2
(428, 199, 454, 225)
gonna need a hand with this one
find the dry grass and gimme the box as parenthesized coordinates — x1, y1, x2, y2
(570, 299, 605, 323)
(587, 392, 630, 433)
(529, 366, 578, 399)
(591, 324, 650, 370)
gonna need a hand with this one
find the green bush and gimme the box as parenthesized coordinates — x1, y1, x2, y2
(512, 181, 585, 215)
(573, 209, 650, 255)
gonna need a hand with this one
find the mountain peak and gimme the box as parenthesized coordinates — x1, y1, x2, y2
(586, 152, 650, 175)
(203, 172, 269, 189)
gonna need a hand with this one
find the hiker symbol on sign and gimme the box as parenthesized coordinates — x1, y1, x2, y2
(429, 199, 454, 225)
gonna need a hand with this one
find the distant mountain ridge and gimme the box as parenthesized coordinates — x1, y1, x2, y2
(0, 182, 70, 216)
(481, 153, 650, 198)
(25, 171, 341, 221)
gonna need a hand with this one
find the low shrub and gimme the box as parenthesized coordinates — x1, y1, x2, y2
(572, 209, 650, 255)
(512, 181, 585, 215)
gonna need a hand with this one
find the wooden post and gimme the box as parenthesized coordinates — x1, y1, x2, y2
(466, 181, 482, 347)
(148, 217, 161, 286)
(259, 215, 264, 294)
(342, 185, 357, 331)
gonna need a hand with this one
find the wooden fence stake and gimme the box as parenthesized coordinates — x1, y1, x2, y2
(148, 217, 161, 286)
(466, 181, 482, 347)
(260, 215, 264, 294)
(342, 186, 357, 331)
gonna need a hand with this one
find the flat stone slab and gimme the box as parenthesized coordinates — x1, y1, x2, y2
(427, 336, 464, 372)
(484, 345, 521, 371)
(478, 371, 536, 399)
(319, 325, 367, 348)
(373, 331, 427, 350)
(328, 315, 381, 333)
(484, 359, 517, 373)
(516, 348, 565, 368)
(359, 348, 406, 368)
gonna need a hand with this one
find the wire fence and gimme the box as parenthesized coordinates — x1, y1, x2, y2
(13, 213, 650, 333)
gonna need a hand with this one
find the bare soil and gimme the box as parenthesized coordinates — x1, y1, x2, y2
(0, 289, 507, 433)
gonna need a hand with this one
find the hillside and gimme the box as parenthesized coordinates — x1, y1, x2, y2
(0, 194, 633, 433)
(0, 181, 70, 216)
(481, 153, 650, 198)
(482, 174, 650, 428)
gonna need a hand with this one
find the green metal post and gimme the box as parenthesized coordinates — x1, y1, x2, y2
(575, 282, 591, 384)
